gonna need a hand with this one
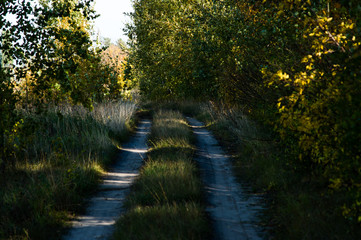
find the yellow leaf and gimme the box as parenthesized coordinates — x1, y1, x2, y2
(276, 70, 289, 80)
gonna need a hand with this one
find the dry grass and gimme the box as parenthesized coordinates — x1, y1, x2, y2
(91, 101, 136, 134)
(0, 101, 137, 240)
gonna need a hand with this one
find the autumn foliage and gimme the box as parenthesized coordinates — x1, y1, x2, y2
(128, 0, 361, 234)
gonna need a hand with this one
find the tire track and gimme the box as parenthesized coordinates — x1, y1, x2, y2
(63, 119, 151, 240)
(187, 117, 265, 240)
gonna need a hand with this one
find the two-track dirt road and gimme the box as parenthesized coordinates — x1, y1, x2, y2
(64, 117, 265, 240)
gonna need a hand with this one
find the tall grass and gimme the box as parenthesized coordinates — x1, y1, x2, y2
(91, 101, 136, 137)
(194, 103, 285, 190)
(179, 101, 357, 239)
(0, 101, 136, 240)
(113, 110, 210, 240)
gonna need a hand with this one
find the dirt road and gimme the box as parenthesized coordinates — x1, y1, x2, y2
(64, 117, 264, 240)
(187, 117, 265, 240)
(63, 119, 151, 240)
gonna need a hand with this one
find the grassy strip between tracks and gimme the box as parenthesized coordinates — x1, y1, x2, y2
(113, 110, 210, 240)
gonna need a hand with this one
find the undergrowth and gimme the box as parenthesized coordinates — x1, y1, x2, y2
(172, 101, 360, 239)
(113, 110, 210, 240)
(0, 101, 136, 240)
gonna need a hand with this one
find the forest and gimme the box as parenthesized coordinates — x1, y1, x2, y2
(1, 0, 361, 239)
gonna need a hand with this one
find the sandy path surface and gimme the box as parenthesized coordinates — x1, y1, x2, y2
(63, 119, 151, 240)
(187, 117, 265, 240)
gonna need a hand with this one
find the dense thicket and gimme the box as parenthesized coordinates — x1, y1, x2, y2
(128, 0, 361, 233)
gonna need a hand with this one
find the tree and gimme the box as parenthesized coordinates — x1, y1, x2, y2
(128, 0, 218, 100)
(101, 37, 112, 48)
(116, 38, 128, 52)
(0, 0, 99, 170)
(129, 0, 361, 235)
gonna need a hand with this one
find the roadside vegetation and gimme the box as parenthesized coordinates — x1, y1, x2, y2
(0, 102, 136, 239)
(1, 1, 138, 238)
(128, 0, 361, 238)
(167, 100, 360, 239)
(113, 109, 210, 240)
(2, 0, 361, 239)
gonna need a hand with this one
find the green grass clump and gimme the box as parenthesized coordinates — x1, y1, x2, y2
(114, 203, 207, 240)
(113, 109, 210, 240)
(0, 101, 136, 240)
(126, 160, 202, 206)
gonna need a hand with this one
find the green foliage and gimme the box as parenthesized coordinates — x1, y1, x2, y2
(1, 0, 94, 170)
(130, 0, 361, 236)
(128, 0, 218, 100)
(116, 38, 128, 52)
(257, 1, 361, 226)
(1, 0, 132, 108)
(1, 0, 132, 171)
(0, 69, 17, 171)
(186, 101, 361, 239)
(99, 44, 135, 100)
(1, 0, 98, 105)
(0, 102, 136, 239)
(113, 203, 208, 240)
